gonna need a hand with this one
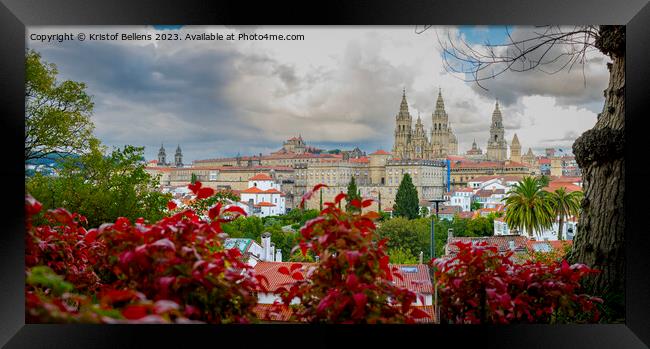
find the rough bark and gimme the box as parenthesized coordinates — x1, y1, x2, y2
(569, 26, 625, 320)
(558, 217, 564, 241)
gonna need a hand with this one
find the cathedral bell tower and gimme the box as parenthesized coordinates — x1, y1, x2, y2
(430, 88, 450, 158)
(158, 144, 167, 166)
(175, 144, 183, 167)
(486, 100, 508, 161)
(392, 89, 413, 159)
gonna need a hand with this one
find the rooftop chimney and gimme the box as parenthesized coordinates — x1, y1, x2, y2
(448, 228, 454, 240)
(419, 251, 424, 264)
(508, 240, 516, 251)
(275, 249, 283, 262)
(261, 232, 271, 261)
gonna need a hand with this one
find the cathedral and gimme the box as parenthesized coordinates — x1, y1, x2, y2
(392, 89, 458, 160)
(392, 89, 526, 164)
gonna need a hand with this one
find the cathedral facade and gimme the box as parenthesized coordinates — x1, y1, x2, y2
(392, 89, 458, 160)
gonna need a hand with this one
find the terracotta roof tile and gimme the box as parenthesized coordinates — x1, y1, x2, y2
(447, 235, 529, 255)
(249, 173, 273, 181)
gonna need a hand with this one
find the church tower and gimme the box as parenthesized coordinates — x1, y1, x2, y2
(175, 144, 183, 167)
(430, 88, 450, 158)
(510, 133, 521, 163)
(392, 89, 413, 159)
(411, 113, 429, 159)
(486, 100, 508, 161)
(158, 144, 167, 166)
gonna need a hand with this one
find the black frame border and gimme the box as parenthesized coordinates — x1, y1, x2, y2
(1, 0, 649, 348)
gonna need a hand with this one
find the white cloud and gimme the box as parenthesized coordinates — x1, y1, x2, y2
(27, 25, 607, 160)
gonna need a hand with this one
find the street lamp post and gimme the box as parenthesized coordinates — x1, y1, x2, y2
(428, 198, 446, 324)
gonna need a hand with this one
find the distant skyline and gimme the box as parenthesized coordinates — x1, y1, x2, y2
(27, 26, 609, 162)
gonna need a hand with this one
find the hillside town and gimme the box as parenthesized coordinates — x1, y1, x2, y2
(136, 89, 584, 323)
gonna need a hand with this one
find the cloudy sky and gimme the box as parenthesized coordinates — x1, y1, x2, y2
(27, 26, 610, 162)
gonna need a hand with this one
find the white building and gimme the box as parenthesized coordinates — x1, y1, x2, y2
(223, 232, 283, 266)
(449, 188, 474, 212)
(493, 216, 578, 241)
(239, 173, 287, 217)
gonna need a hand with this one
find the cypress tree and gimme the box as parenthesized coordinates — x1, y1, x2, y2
(346, 176, 361, 212)
(393, 173, 419, 220)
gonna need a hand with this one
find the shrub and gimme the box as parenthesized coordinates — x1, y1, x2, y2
(433, 241, 603, 324)
(25, 181, 266, 324)
(273, 184, 430, 324)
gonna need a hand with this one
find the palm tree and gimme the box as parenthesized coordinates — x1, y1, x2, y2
(547, 187, 583, 240)
(503, 176, 555, 238)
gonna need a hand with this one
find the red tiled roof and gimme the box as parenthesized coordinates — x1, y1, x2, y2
(438, 205, 462, 215)
(253, 262, 431, 294)
(253, 262, 315, 292)
(390, 264, 433, 294)
(545, 181, 582, 193)
(241, 186, 265, 194)
(454, 188, 475, 193)
(525, 240, 573, 253)
(456, 212, 474, 219)
(370, 150, 391, 155)
(255, 202, 276, 207)
(349, 157, 369, 163)
(447, 235, 529, 254)
(249, 173, 273, 181)
(468, 175, 522, 183)
(264, 188, 284, 194)
(538, 158, 551, 164)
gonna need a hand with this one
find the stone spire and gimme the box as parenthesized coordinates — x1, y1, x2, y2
(174, 144, 183, 167)
(431, 88, 449, 158)
(510, 133, 521, 163)
(158, 143, 167, 166)
(487, 99, 507, 161)
(399, 88, 409, 114)
(393, 89, 413, 159)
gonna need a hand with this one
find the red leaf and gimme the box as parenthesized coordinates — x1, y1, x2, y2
(334, 192, 347, 204)
(346, 274, 359, 289)
(196, 187, 215, 200)
(290, 263, 302, 272)
(278, 266, 290, 275)
(350, 199, 362, 208)
(409, 307, 430, 319)
(25, 195, 43, 216)
(299, 242, 309, 257)
(223, 205, 247, 217)
(291, 272, 304, 280)
(208, 203, 222, 220)
(361, 199, 373, 208)
(167, 201, 177, 210)
(188, 181, 202, 194)
(122, 305, 150, 320)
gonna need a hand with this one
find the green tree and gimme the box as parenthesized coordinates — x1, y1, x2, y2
(547, 187, 583, 240)
(388, 247, 419, 264)
(26, 144, 170, 228)
(190, 173, 198, 184)
(393, 173, 419, 219)
(420, 206, 430, 218)
(345, 176, 361, 213)
(470, 201, 482, 211)
(503, 176, 555, 237)
(25, 49, 97, 162)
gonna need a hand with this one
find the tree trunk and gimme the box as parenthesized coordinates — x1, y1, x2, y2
(569, 26, 625, 320)
(557, 216, 564, 241)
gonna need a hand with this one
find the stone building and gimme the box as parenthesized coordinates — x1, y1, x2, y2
(509, 134, 521, 163)
(486, 101, 508, 161)
(391, 89, 457, 160)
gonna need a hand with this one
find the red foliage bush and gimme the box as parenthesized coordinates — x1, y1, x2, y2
(273, 184, 429, 324)
(25, 182, 264, 324)
(433, 241, 603, 324)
